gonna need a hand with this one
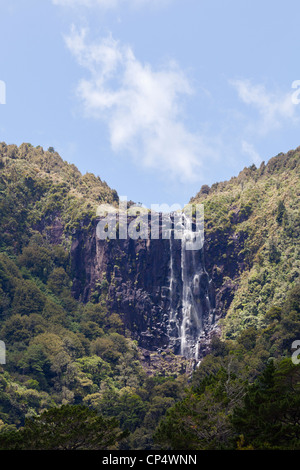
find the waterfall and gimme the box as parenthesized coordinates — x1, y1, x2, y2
(167, 223, 180, 352)
(167, 211, 212, 361)
(180, 214, 202, 360)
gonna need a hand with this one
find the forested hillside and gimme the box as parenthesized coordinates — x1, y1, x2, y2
(0, 142, 299, 450)
(191, 148, 300, 339)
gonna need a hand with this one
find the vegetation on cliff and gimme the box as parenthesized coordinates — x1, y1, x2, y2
(191, 148, 300, 339)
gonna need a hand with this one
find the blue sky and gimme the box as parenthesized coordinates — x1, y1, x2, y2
(1, 0, 300, 208)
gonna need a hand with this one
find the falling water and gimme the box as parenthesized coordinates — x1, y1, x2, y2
(180, 214, 202, 360)
(167, 221, 180, 352)
(167, 212, 212, 361)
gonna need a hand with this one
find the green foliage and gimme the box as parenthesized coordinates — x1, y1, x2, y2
(100, 389, 148, 432)
(0, 232, 186, 449)
(153, 285, 300, 450)
(1, 314, 47, 345)
(154, 361, 246, 450)
(0, 142, 119, 254)
(47, 267, 70, 295)
(231, 359, 300, 449)
(0, 142, 299, 450)
(192, 147, 299, 341)
(276, 200, 286, 225)
(0, 404, 128, 450)
(76, 355, 113, 387)
(91, 334, 128, 365)
(18, 244, 52, 281)
(12, 280, 46, 316)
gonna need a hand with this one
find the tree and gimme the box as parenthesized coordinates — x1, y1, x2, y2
(47, 267, 70, 296)
(99, 389, 147, 433)
(231, 359, 300, 449)
(276, 200, 286, 225)
(18, 343, 51, 388)
(18, 244, 53, 281)
(0, 405, 128, 450)
(153, 367, 241, 450)
(12, 280, 46, 316)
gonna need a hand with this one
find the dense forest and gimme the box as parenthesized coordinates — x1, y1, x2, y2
(0, 142, 299, 450)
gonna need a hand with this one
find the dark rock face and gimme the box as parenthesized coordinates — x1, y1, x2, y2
(70, 216, 217, 358)
(204, 227, 248, 325)
(71, 220, 172, 350)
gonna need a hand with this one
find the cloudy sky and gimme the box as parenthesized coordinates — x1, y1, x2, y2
(1, 0, 300, 207)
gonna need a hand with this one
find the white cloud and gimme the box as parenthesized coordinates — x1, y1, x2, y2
(65, 26, 211, 182)
(241, 141, 262, 167)
(230, 79, 298, 134)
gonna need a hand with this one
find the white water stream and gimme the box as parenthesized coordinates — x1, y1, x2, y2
(168, 212, 210, 361)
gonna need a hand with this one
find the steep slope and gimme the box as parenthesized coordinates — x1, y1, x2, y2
(0, 142, 118, 254)
(190, 148, 299, 342)
(0, 142, 190, 443)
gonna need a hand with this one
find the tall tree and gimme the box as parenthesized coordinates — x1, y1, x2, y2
(231, 359, 300, 449)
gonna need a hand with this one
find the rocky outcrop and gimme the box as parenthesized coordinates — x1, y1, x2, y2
(71, 218, 172, 350)
(70, 214, 218, 358)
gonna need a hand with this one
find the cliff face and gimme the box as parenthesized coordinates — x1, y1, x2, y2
(70, 215, 219, 359)
(71, 219, 171, 350)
